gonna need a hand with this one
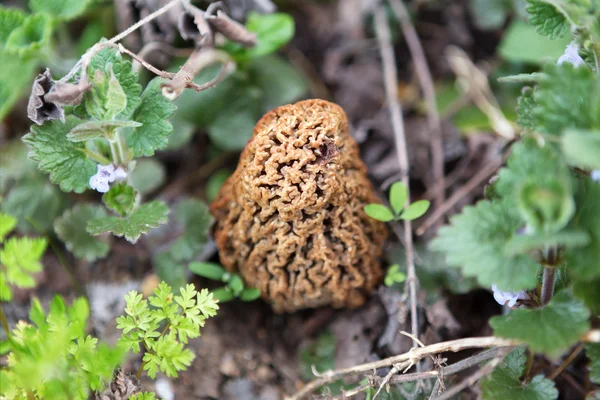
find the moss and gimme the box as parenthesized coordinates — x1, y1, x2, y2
(211, 100, 388, 312)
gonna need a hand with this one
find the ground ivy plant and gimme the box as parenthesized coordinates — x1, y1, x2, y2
(22, 47, 173, 246)
(431, 0, 600, 398)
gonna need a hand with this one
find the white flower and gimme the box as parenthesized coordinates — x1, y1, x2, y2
(491, 284, 527, 308)
(557, 43, 585, 67)
(591, 170, 600, 182)
(89, 164, 127, 193)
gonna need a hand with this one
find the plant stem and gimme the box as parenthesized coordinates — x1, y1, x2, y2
(522, 348, 534, 383)
(108, 140, 121, 165)
(135, 322, 171, 379)
(548, 343, 584, 380)
(135, 360, 146, 379)
(541, 267, 556, 306)
(84, 148, 111, 165)
(0, 305, 11, 339)
(115, 130, 129, 165)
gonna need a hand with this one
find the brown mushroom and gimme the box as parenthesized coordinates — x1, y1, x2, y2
(210, 99, 388, 312)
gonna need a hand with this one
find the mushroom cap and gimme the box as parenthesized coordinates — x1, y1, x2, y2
(211, 99, 388, 312)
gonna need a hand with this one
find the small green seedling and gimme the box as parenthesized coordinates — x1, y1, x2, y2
(384, 264, 406, 287)
(364, 181, 430, 222)
(189, 262, 261, 302)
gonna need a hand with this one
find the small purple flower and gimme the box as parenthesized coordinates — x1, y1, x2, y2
(89, 164, 127, 193)
(491, 284, 527, 307)
(557, 43, 585, 67)
(591, 170, 600, 182)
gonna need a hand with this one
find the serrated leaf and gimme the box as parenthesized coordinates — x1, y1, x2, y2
(490, 289, 590, 358)
(431, 200, 540, 292)
(389, 182, 407, 215)
(54, 204, 109, 262)
(0, 213, 17, 242)
(189, 262, 226, 281)
(129, 158, 165, 195)
(505, 229, 590, 256)
(5, 13, 52, 58)
(518, 178, 575, 233)
(102, 183, 137, 217)
(85, 47, 142, 119)
(561, 129, 600, 170)
(587, 344, 600, 384)
(67, 120, 141, 142)
(364, 204, 394, 222)
(516, 86, 536, 130)
(29, 0, 92, 21)
(87, 200, 169, 243)
(0, 237, 47, 300)
(400, 200, 430, 221)
(533, 64, 600, 136)
(481, 347, 558, 400)
(0, 7, 26, 45)
(565, 178, 600, 280)
(126, 78, 176, 157)
(22, 116, 97, 193)
(526, 0, 569, 39)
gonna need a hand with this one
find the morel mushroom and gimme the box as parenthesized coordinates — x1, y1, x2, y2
(211, 99, 388, 312)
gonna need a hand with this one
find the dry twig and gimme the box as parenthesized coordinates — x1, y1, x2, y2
(374, 2, 420, 355)
(285, 336, 516, 399)
(388, 0, 445, 225)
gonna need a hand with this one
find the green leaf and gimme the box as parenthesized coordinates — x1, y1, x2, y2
(496, 139, 574, 233)
(490, 289, 591, 358)
(587, 344, 600, 384)
(384, 264, 406, 287)
(85, 47, 142, 119)
(5, 13, 52, 57)
(561, 129, 600, 170)
(0, 53, 36, 123)
(0, 213, 17, 242)
(499, 20, 571, 64)
(573, 278, 600, 315)
(389, 182, 407, 215)
(102, 183, 137, 217)
(131, 392, 158, 400)
(126, 77, 176, 157)
(67, 120, 142, 142)
(54, 204, 109, 262)
(206, 169, 230, 202)
(299, 331, 336, 381)
(129, 159, 165, 195)
(153, 252, 187, 290)
(498, 72, 548, 84)
(505, 229, 590, 256)
(0, 7, 26, 50)
(2, 178, 67, 233)
(364, 204, 394, 222)
(0, 237, 47, 301)
(228, 274, 244, 296)
(207, 89, 261, 150)
(87, 200, 169, 243)
(517, 86, 536, 131)
(22, 116, 97, 193)
(431, 200, 540, 292)
(525, 0, 569, 39)
(189, 262, 227, 281)
(211, 286, 236, 302)
(227, 12, 295, 62)
(400, 200, 430, 221)
(469, 0, 508, 30)
(240, 287, 261, 302)
(565, 178, 600, 280)
(533, 64, 600, 136)
(29, 0, 92, 21)
(249, 54, 308, 111)
(165, 118, 195, 151)
(481, 347, 558, 400)
(168, 199, 213, 262)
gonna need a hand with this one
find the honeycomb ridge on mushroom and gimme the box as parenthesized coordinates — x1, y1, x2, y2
(211, 99, 388, 312)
